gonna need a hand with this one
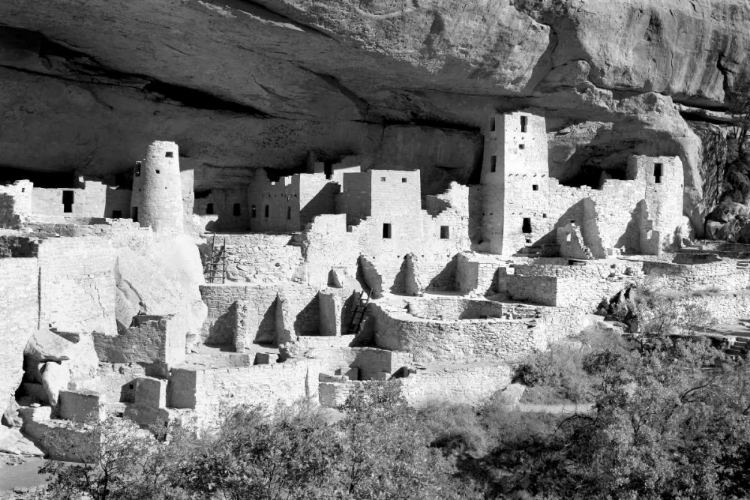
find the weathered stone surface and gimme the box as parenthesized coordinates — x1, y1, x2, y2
(0, 426, 44, 457)
(39, 361, 70, 409)
(24, 329, 73, 363)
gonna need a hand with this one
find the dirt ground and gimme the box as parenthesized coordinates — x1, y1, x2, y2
(0, 454, 48, 499)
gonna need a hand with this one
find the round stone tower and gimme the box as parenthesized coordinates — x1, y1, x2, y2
(130, 141, 183, 234)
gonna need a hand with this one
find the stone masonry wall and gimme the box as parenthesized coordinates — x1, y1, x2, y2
(398, 363, 513, 407)
(643, 260, 750, 291)
(371, 303, 549, 363)
(212, 233, 304, 284)
(37, 237, 117, 335)
(0, 180, 32, 228)
(168, 359, 320, 419)
(31, 182, 131, 222)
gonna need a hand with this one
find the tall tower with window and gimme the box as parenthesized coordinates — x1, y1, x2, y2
(480, 111, 549, 255)
(130, 141, 184, 234)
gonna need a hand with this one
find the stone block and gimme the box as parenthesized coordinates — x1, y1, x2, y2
(133, 377, 167, 409)
(59, 390, 104, 423)
(254, 352, 279, 365)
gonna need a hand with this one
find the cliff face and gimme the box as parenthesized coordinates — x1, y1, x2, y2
(1, 0, 749, 230)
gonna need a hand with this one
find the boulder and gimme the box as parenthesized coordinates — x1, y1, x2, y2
(0, 426, 44, 457)
(40, 361, 70, 409)
(24, 328, 74, 363)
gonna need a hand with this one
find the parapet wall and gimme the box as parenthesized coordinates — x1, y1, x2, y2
(642, 260, 750, 291)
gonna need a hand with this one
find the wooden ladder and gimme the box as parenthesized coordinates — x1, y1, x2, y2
(203, 234, 227, 284)
(346, 289, 371, 335)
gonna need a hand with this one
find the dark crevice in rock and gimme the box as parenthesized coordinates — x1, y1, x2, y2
(295, 65, 371, 120)
(236, 0, 338, 42)
(142, 81, 271, 117)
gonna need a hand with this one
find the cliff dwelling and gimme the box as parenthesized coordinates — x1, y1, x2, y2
(1, 3, 750, 494)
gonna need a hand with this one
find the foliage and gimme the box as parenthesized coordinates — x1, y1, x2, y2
(513, 328, 628, 404)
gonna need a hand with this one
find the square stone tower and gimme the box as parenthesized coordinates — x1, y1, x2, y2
(481, 111, 549, 255)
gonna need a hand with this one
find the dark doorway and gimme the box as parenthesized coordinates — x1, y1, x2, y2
(324, 161, 334, 180)
(520, 115, 528, 133)
(206, 203, 214, 215)
(112, 210, 122, 219)
(62, 190, 74, 213)
(132, 207, 139, 223)
(264, 205, 270, 218)
(233, 203, 241, 216)
(654, 163, 663, 184)
(440, 226, 450, 239)
(522, 218, 532, 234)
(383, 223, 392, 239)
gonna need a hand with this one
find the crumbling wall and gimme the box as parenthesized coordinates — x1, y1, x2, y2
(398, 363, 512, 407)
(168, 359, 320, 418)
(200, 283, 323, 348)
(0, 257, 39, 417)
(406, 297, 505, 320)
(38, 237, 117, 335)
(93, 315, 185, 366)
(456, 252, 505, 295)
(216, 234, 304, 283)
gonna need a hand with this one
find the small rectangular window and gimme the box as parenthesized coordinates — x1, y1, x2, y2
(532, 184, 538, 191)
(165, 152, 173, 158)
(522, 218, 532, 234)
(287, 206, 291, 220)
(381, 177, 386, 182)
(519, 144, 525, 150)
(112, 210, 122, 219)
(62, 190, 74, 213)
(490, 118, 496, 132)
(383, 223, 392, 239)
(402, 178, 407, 183)
(206, 203, 214, 215)
(134, 162, 141, 177)
(251, 205, 257, 218)
(233, 203, 241, 216)
(490, 156, 497, 173)
(155, 170, 160, 174)
(324, 161, 333, 180)
(440, 226, 450, 239)
(265, 205, 270, 218)
(654, 163, 663, 184)
(520, 116, 528, 133)
(132, 207, 139, 223)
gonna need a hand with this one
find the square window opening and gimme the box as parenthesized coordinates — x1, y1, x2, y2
(490, 156, 497, 173)
(264, 205, 270, 218)
(206, 203, 214, 215)
(520, 115, 528, 133)
(440, 226, 450, 239)
(233, 203, 241, 216)
(165, 152, 173, 158)
(383, 223, 392, 239)
(155, 169, 160, 174)
(251, 205, 257, 218)
(402, 178, 407, 183)
(519, 144, 525, 150)
(522, 217, 532, 234)
(381, 177, 386, 182)
(654, 163, 663, 183)
(532, 184, 538, 191)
